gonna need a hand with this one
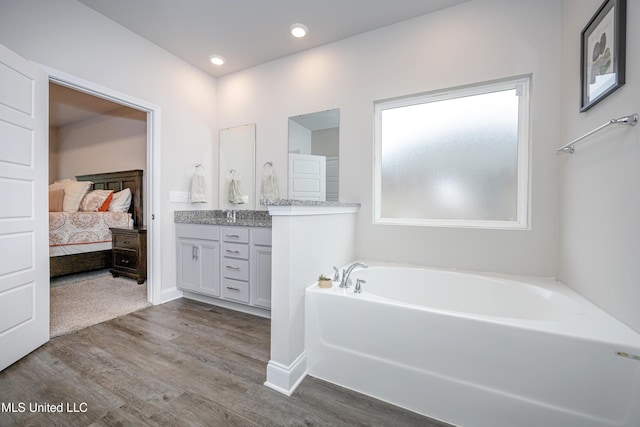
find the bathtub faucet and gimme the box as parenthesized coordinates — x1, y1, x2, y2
(354, 278, 366, 294)
(340, 262, 368, 288)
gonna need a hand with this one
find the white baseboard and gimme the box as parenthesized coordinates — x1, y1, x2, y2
(159, 287, 183, 304)
(182, 292, 271, 319)
(264, 352, 307, 396)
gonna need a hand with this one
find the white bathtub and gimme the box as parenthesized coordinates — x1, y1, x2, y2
(305, 262, 640, 427)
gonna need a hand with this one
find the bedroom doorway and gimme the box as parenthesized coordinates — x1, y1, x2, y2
(47, 70, 162, 336)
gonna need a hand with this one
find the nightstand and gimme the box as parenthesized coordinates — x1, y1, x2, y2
(110, 227, 147, 284)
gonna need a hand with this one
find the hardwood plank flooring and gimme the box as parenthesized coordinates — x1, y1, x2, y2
(0, 299, 452, 426)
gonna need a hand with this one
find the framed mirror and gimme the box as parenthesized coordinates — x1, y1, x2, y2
(287, 109, 339, 201)
(219, 124, 256, 209)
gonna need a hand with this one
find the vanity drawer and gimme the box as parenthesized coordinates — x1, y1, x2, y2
(251, 227, 272, 246)
(176, 223, 220, 241)
(222, 242, 249, 260)
(222, 278, 249, 303)
(222, 259, 249, 281)
(222, 227, 249, 243)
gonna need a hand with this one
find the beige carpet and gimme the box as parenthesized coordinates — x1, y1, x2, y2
(50, 270, 151, 338)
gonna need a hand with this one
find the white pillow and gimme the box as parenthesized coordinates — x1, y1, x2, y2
(109, 188, 132, 212)
(62, 181, 93, 212)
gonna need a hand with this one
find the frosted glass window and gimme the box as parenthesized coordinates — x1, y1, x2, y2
(374, 77, 530, 229)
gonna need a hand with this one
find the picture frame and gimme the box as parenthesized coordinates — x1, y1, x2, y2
(580, 0, 626, 112)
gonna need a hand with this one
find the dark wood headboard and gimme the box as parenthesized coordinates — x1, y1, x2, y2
(76, 169, 144, 228)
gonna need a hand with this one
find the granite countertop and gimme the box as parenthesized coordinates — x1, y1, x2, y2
(259, 199, 361, 208)
(174, 210, 272, 227)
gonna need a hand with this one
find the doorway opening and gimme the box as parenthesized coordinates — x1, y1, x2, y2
(46, 71, 162, 336)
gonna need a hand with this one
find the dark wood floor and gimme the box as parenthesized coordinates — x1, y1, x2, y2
(0, 299, 451, 426)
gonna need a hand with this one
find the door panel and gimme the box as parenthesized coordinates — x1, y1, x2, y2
(0, 283, 34, 332)
(0, 119, 32, 166)
(0, 43, 49, 371)
(0, 60, 34, 115)
(0, 233, 32, 276)
(200, 242, 220, 296)
(252, 245, 272, 309)
(288, 153, 326, 201)
(178, 239, 200, 291)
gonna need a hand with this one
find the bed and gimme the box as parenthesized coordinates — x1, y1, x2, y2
(49, 169, 144, 277)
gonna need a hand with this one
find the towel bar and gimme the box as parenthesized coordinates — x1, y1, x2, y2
(557, 113, 638, 154)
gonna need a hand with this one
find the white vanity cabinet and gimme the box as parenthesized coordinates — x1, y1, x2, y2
(176, 224, 221, 297)
(176, 223, 272, 314)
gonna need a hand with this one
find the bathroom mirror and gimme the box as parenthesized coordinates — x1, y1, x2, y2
(219, 124, 256, 209)
(288, 109, 339, 201)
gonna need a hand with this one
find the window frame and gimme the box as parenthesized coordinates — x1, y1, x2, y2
(373, 76, 531, 230)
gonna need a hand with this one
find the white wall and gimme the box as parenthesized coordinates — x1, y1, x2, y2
(0, 0, 218, 294)
(218, 0, 563, 277)
(288, 120, 311, 154)
(559, 0, 640, 333)
(53, 110, 146, 180)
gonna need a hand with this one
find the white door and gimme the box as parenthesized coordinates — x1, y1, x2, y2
(325, 156, 339, 202)
(0, 44, 49, 371)
(288, 153, 326, 201)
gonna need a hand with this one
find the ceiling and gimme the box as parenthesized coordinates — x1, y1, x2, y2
(290, 109, 340, 131)
(78, 0, 469, 78)
(49, 82, 145, 127)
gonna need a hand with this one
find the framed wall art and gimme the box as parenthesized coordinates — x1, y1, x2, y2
(580, 0, 627, 112)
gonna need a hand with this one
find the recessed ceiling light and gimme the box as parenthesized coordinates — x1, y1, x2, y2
(209, 55, 225, 66)
(289, 23, 308, 38)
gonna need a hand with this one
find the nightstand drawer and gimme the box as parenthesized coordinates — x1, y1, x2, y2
(113, 232, 138, 250)
(113, 249, 138, 271)
(222, 278, 249, 303)
(110, 227, 147, 284)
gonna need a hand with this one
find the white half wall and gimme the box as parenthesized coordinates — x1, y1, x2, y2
(558, 0, 640, 333)
(217, 0, 563, 277)
(266, 206, 358, 394)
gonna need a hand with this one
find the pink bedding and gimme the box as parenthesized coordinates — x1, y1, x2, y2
(49, 212, 132, 246)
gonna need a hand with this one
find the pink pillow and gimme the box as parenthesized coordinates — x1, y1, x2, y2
(62, 181, 93, 212)
(49, 189, 64, 212)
